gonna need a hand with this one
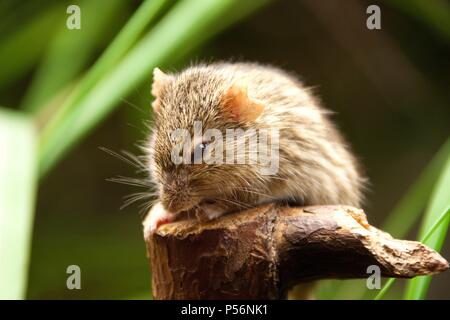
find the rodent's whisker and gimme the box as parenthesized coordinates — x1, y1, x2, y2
(108, 176, 153, 188)
(138, 198, 159, 217)
(121, 150, 147, 170)
(100, 147, 147, 172)
(121, 192, 156, 210)
(121, 98, 147, 115)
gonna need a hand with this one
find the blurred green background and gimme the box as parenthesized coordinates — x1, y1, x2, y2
(0, 0, 449, 299)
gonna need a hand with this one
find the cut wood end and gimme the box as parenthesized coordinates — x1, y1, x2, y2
(155, 204, 275, 237)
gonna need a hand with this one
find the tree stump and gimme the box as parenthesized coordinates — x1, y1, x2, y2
(144, 204, 448, 299)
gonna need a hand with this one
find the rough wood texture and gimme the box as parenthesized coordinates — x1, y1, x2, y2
(145, 204, 448, 299)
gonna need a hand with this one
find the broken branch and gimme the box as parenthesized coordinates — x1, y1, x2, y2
(145, 204, 448, 299)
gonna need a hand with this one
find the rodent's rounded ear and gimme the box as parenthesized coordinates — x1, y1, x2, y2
(223, 84, 265, 122)
(151, 67, 171, 113)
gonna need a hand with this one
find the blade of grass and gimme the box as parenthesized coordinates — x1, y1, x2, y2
(0, 4, 61, 89)
(374, 206, 450, 300)
(404, 150, 450, 300)
(33, 0, 172, 127)
(29, 0, 169, 115)
(21, 0, 127, 112)
(420, 207, 450, 243)
(0, 108, 37, 299)
(38, 0, 270, 177)
(324, 138, 450, 299)
(389, 0, 450, 42)
(374, 278, 396, 300)
(382, 137, 450, 238)
(34, 0, 170, 130)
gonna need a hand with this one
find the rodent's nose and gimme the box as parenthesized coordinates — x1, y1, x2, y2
(160, 171, 191, 213)
(161, 194, 193, 214)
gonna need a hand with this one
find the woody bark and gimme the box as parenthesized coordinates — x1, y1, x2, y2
(145, 204, 448, 299)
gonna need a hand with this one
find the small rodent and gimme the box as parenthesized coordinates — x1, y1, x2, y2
(143, 62, 366, 237)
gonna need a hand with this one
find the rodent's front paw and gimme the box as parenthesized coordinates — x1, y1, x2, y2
(143, 202, 175, 240)
(195, 200, 228, 222)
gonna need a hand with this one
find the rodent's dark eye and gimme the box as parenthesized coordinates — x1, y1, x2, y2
(191, 142, 208, 164)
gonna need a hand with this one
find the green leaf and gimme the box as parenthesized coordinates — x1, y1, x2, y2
(389, 0, 450, 42)
(404, 147, 450, 299)
(21, 0, 127, 112)
(38, 0, 270, 177)
(374, 206, 450, 300)
(382, 138, 450, 238)
(374, 278, 396, 300)
(324, 138, 450, 300)
(374, 138, 450, 300)
(0, 108, 37, 299)
(34, 0, 170, 122)
(328, 139, 450, 299)
(0, 4, 61, 89)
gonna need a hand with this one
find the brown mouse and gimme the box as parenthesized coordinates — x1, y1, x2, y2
(142, 62, 366, 238)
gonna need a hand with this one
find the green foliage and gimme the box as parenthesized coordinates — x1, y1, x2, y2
(0, 4, 61, 88)
(375, 207, 450, 300)
(382, 138, 450, 238)
(404, 151, 450, 299)
(21, 0, 127, 112)
(374, 141, 450, 300)
(374, 138, 450, 300)
(318, 138, 450, 300)
(0, 109, 37, 299)
(390, 0, 450, 42)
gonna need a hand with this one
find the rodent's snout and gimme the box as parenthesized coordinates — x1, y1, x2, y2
(160, 172, 197, 214)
